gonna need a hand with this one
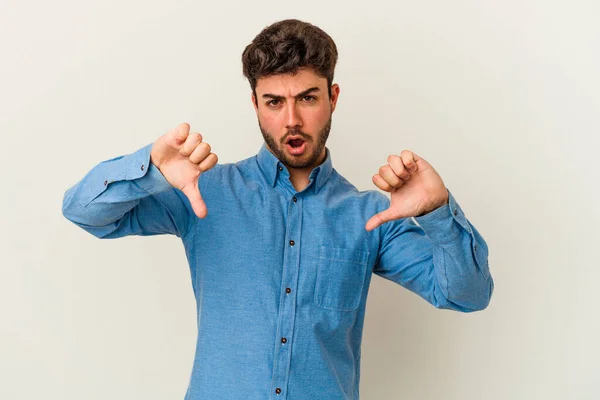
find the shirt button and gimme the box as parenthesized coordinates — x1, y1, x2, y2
(104, 180, 108, 186)
(285, 288, 291, 294)
(281, 337, 287, 344)
(289, 240, 295, 246)
(453, 209, 458, 216)
(275, 388, 282, 394)
(278, 166, 283, 171)
(141, 164, 145, 171)
(292, 196, 297, 203)
(474, 244, 477, 251)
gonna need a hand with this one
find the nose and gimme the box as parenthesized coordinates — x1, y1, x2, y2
(285, 103, 302, 129)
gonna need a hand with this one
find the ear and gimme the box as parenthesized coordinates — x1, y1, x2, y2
(251, 92, 258, 114)
(329, 84, 340, 113)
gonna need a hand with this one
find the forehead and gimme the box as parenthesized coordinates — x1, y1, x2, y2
(255, 69, 327, 96)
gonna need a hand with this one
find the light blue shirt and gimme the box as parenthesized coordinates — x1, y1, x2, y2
(62, 142, 494, 399)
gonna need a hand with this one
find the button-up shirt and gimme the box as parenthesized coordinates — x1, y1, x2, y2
(62, 142, 494, 399)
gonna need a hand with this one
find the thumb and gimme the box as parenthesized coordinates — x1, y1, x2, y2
(168, 122, 190, 149)
(182, 182, 207, 219)
(365, 208, 398, 232)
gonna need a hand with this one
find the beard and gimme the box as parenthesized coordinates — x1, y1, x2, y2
(259, 113, 332, 170)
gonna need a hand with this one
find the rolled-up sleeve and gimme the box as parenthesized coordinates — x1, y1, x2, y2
(373, 189, 494, 312)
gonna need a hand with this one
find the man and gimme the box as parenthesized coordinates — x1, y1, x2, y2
(62, 18, 493, 400)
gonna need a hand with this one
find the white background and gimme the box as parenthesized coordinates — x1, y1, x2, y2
(1, 0, 598, 398)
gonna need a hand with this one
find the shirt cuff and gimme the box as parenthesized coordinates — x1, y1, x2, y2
(132, 145, 174, 195)
(412, 189, 473, 243)
(82, 143, 173, 206)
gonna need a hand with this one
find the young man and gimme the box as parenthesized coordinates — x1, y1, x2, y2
(62, 19, 493, 400)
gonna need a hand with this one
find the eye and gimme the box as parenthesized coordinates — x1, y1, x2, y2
(302, 95, 316, 102)
(267, 100, 280, 107)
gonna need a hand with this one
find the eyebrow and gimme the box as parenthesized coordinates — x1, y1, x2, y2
(262, 87, 321, 101)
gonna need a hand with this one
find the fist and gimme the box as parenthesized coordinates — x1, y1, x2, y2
(150, 122, 218, 218)
(365, 150, 448, 231)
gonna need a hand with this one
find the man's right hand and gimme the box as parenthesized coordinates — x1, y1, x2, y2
(150, 122, 218, 219)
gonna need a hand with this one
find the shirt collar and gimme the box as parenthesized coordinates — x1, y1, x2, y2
(256, 142, 334, 194)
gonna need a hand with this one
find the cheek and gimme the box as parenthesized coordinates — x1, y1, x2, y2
(259, 112, 284, 133)
(306, 106, 331, 126)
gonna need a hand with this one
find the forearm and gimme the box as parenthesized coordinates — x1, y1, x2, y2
(61, 143, 185, 238)
(414, 191, 493, 311)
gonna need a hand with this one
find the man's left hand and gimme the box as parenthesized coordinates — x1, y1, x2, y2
(365, 150, 449, 231)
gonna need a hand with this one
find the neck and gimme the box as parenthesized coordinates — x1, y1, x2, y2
(289, 171, 310, 192)
(287, 149, 327, 192)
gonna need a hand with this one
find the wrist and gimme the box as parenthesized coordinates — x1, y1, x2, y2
(150, 146, 162, 170)
(417, 198, 449, 217)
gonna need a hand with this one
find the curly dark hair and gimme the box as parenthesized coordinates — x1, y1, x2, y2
(241, 19, 338, 102)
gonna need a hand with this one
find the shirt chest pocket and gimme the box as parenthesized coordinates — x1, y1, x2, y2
(313, 246, 371, 312)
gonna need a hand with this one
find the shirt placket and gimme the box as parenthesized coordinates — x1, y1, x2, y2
(270, 188, 303, 399)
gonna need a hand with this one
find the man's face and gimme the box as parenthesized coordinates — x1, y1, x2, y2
(252, 68, 340, 170)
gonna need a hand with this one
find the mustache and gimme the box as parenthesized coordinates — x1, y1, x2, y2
(282, 131, 311, 143)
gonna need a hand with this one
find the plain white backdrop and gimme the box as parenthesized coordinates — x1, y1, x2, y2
(1, 0, 598, 399)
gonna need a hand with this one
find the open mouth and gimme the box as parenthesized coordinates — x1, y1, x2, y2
(288, 139, 304, 148)
(286, 138, 307, 155)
